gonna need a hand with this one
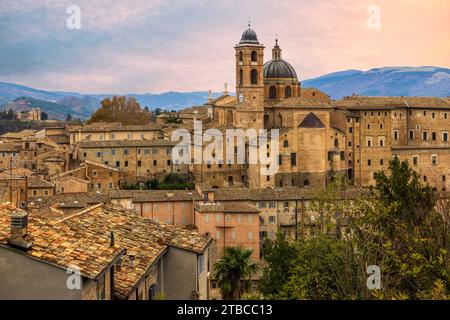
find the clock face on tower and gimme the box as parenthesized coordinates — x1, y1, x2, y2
(238, 93, 244, 103)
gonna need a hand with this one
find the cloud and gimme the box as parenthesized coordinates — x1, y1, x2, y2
(0, 0, 449, 93)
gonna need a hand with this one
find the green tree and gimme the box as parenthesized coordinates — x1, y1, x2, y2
(214, 247, 260, 300)
(259, 233, 297, 298)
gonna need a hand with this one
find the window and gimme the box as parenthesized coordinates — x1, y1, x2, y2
(380, 123, 383, 129)
(269, 86, 277, 99)
(96, 151, 101, 157)
(409, 130, 414, 140)
(44, 190, 48, 196)
(393, 131, 398, 140)
(432, 132, 437, 141)
(124, 161, 128, 167)
(422, 131, 428, 141)
(167, 160, 171, 166)
(283, 140, 289, 147)
(443, 132, 449, 142)
(340, 151, 345, 160)
(412, 156, 418, 166)
(116, 161, 120, 167)
(285, 86, 292, 98)
(368, 159, 372, 166)
(291, 153, 297, 166)
(239, 51, 243, 62)
(153, 160, 157, 166)
(93, 170, 97, 177)
(380, 159, 384, 166)
(124, 149, 129, 155)
(250, 69, 258, 84)
(239, 69, 243, 86)
(349, 127, 353, 133)
(328, 151, 333, 161)
(97, 183, 101, 189)
(198, 254, 205, 274)
(137, 160, 142, 167)
(367, 124, 371, 129)
(83, 152, 87, 158)
(431, 155, 438, 166)
(348, 141, 352, 147)
(432, 112, 436, 119)
(251, 51, 257, 62)
(334, 138, 339, 148)
(379, 137, 385, 147)
(366, 137, 373, 147)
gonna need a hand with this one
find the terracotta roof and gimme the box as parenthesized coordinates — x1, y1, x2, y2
(76, 139, 176, 148)
(0, 143, 20, 152)
(84, 159, 121, 172)
(69, 123, 162, 133)
(109, 190, 201, 202)
(0, 205, 124, 280)
(0, 168, 34, 179)
(273, 98, 333, 109)
(54, 203, 211, 298)
(27, 176, 54, 188)
(334, 96, 450, 110)
(0, 130, 36, 139)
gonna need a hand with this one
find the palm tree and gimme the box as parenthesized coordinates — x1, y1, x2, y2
(213, 246, 260, 300)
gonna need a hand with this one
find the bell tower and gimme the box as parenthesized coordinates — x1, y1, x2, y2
(234, 23, 265, 129)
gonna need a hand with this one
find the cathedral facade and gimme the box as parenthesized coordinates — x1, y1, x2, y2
(192, 26, 450, 191)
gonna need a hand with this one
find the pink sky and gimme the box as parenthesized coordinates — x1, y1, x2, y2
(0, 0, 449, 93)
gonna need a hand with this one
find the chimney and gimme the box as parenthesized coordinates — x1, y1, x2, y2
(10, 210, 32, 249)
(110, 230, 115, 247)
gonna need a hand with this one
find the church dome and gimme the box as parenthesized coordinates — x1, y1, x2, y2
(263, 59, 298, 79)
(239, 28, 259, 44)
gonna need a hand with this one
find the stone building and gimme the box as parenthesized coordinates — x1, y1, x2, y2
(192, 26, 450, 191)
(74, 139, 188, 182)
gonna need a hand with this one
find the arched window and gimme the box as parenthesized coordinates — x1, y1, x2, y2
(250, 69, 258, 85)
(303, 179, 310, 186)
(283, 140, 289, 147)
(264, 114, 270, 126)
(285, 86, 292, 98)
(269, 86, 277, 99)
(277, 114, 283, 127)
(334, 138, 339, 148)
(239, 51, 243, 62)
(239, 69, 243, 86)
(251, 51, 257, 62)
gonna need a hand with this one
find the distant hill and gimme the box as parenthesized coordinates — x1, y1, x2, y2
(302, 66, 450, 99)
(0, 82, 222, 119)
(1, 97, 89, 120)
(1, 66, 449, 119)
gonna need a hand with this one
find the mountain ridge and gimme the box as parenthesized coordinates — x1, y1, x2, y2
(1, 66, 449, 119)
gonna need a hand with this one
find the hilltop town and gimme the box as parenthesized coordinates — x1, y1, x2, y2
(0, 26, 449, 301)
